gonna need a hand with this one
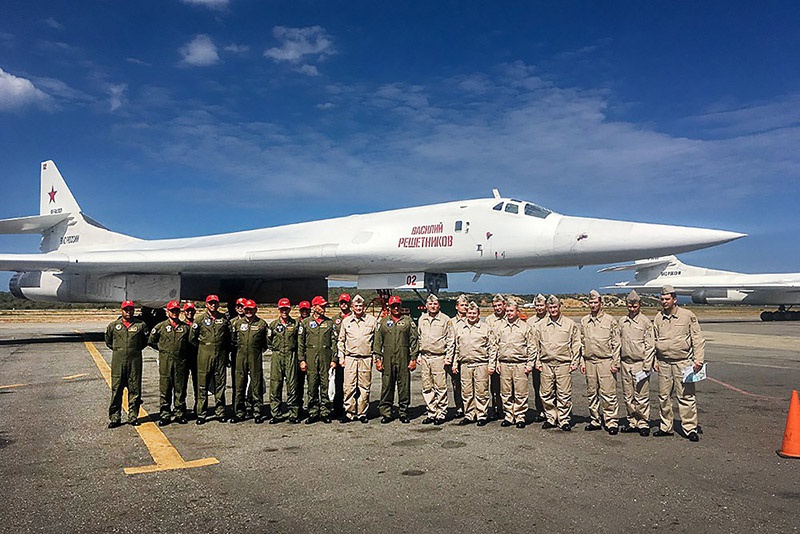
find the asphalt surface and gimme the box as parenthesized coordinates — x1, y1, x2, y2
(0, 315, 798, 533)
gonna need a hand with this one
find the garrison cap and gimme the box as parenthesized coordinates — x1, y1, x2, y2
(533, 294, 546, 304)
(338, 293, 351, 303)
(506, 296, 519, 308)
(546, 295, 561, 306)
(387, 295, 402, 306)
(352, 294, 366, 305)
(426, 294, 439, 303)
(626, 290, 640, 303)
(456, 294, 469, 304)
(311, 296, 328, 307)
(492, 293, 506, 303)
(298, 300, 311, 310)
(166, 300, 181, 310)
(277, 298, 291, 309)
(467, 301, 480, 311)
(661, 285, 676, 295)
(588, 289, 601, 299)
(121, 300, 135, 309)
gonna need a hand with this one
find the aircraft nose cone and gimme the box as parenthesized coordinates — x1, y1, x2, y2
(553, 216, 745, 265)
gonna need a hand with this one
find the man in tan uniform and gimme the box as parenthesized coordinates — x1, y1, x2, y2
(525, 293, 547, 423)
(653, 285, 705, 442)
(619, 290, 655, 436)
(484, 294, 506, 420)
(453, 301, 493, 426)
(447, 294, 469, 418)
(534, 295, 581, 431)
(580, 290, 621, 435)
(491, 297, 535, 429)
(337, 294, 378, 423)
(417, 294, 455, 425)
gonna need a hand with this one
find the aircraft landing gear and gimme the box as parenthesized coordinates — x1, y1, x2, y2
(140, 306, 166, 329)
(760, 306, 800, 321)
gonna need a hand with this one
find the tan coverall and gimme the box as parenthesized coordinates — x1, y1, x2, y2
(580, 312, 621, 429)
(619, 312, 655, 430)
(454, 320, 493, 422)
(653, 307, 705, 434)
(337, 313, 378, 419)
(417, 313, 455, 419)
(491, 319, 535, 424)
(534, 315, 582, 427)
(485, 313, 506, 417)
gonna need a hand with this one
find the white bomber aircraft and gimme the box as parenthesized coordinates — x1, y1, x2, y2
(600, 255, 800, 321)
(0, 161, 744, 311)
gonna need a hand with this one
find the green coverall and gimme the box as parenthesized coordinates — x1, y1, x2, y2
(105, 317, 149, 423)
(189, 311, 231, 420)
(148, 319, 191, 420)
(233, 315, 268, 418)
(298, 316, 337, 418)
(374, 314, 419, 418)
(268, 317, 300, 419)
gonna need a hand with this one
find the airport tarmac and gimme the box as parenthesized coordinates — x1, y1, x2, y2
(0, 314, 798, 533)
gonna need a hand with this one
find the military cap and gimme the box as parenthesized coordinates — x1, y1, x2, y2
(467, 301, 480, 311)
(456, 294, 469, 304)
(588, 289, 601, 299)
(506, 296, 519, 308)
(352, 294, 365, 305)
(661, 284, 676, 295)
(546, 295, 561, 306)
(626, 290, 640, 303)
(533, 294, 546, 304)
(426, 294, 439, 303)
(492, 293, 506, 303)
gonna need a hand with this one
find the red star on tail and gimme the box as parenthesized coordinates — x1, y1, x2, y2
(48, 186, 57, 203)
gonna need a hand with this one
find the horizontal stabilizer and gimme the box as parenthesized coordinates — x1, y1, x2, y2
(0, 253, 71, 271)
(0, 213, 71, 235)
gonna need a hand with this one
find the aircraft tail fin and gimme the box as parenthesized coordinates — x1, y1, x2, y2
(40, 160, 81, 216)
(0, 160, 141, 253)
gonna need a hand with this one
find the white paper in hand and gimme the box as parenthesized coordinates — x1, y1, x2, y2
(328, 367, 336, 400)
(635, 370, 649, 384)
(682, 363, 707, 383)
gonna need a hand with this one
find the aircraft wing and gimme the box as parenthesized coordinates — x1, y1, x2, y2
(597, 256, 674, 273)
(0, 253, 71, 271)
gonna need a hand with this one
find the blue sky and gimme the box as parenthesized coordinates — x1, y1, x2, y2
(1, 1, 799, 295)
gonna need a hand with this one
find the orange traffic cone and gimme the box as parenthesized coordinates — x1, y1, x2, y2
(777, 390, 800, 459)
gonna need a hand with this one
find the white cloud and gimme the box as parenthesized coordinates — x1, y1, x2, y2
(180, 0, 229, 9)
(224, 43, 249, 54)
(179, 34, 219, 67)
(42, 17, 63, 30)
(108, 83, 127, 111)
(0, 67, 50, 111)
(296, 64, 319, 76)
(127, 57, 150, 66)
(316, 102, 334, 110)
(264, 25, 336, 64)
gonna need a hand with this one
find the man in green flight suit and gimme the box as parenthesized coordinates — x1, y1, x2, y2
(374, 296, 419, 424)
(105, 300, 149, 428)
(268, 297, 300, 424)
(298, 295, 337, 424)
(189, 294, 232, 424)
(232, 299, 269, 423)
(148, 300, 192, 426)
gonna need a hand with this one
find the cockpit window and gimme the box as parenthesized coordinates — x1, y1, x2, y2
(524, 202, 551, 219)
(504, 203, 519, 214)
(492, 202, 503, 211)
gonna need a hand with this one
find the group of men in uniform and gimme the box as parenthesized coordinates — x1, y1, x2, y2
(105, 285, 704, 442)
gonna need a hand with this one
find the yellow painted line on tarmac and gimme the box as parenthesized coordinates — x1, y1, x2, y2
(0, 383, 28, 390)
(82, 340, 219, 475)
(62, 373, 89, 380)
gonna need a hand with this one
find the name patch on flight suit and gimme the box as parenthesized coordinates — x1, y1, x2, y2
(129, 326, 138, 332)
(240, 324, 249, 331)
(176, 326, 184, 333)
(310, 322, 318, 329)
(166, 325, 172, 332)
(387, 320, 394, 327)
(215, 319, 225, 325)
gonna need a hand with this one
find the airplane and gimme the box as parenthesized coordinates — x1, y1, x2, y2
(599, 255, 800, 321)
(0, 160, 745, 319)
